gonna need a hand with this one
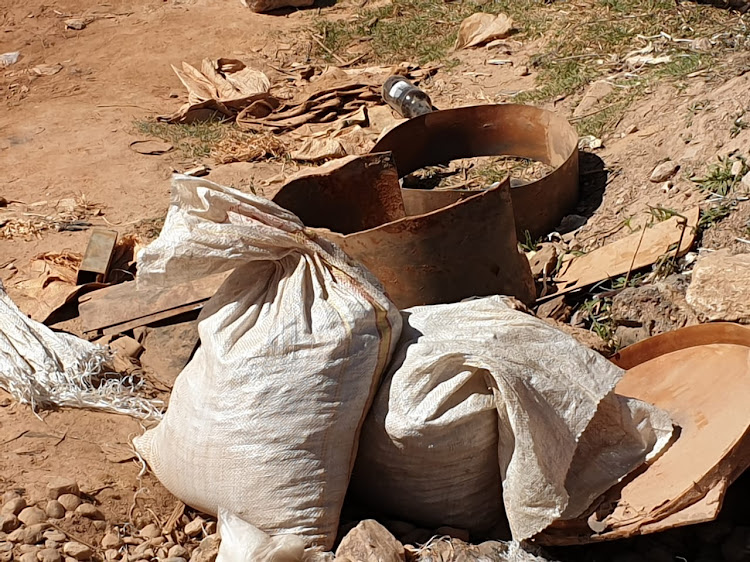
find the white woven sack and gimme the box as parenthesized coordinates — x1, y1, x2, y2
(352, 296, 673, 541)
(134, 176, 401, 549)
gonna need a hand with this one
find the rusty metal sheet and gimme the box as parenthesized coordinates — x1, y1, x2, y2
(536, 322, 750, 545)
(77, 228, 118, 284)
(371, 104, 579, 239)
(319, 177, 536, 308)
(272, 153, 405, 235)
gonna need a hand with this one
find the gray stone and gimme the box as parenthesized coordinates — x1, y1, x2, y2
(573, 80, 614, 118)
(0, 515, 19, 533)
(55, 497, 79, 514)
(44, 502, 64, 521)
(183, 519, 203, 538)
(2, 499, 26, 516)
(62, 543, 92, 561)
(335, 520, 404, 562)
(64, 19, 87, 30)
(18, 508, 47, 526)
(73, 505, 103, 521)
(19, 552, 37, 562)
(167, 546, 187, 559)
(45, 481, 78, 502)
(37, 549, 61, 562)
(649, 160, 679, 183)
(100, 533, 121, 550)
(189, 536, 219, 562)
(686, 250, 750, 323)
(138, 525, 160, 540)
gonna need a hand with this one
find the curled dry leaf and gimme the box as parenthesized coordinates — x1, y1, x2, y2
(455, 13, 515, 49)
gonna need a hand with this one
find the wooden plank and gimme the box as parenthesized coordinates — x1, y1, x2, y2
(79, 271, 231, 333)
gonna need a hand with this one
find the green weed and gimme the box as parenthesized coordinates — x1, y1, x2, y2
(134, 121, 228, 160)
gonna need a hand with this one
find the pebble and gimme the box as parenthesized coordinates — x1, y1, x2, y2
(65, 557, 78, 562)
(0, 514, 19, 533)
(649, 160, 679, 183)
(56, 496, 80, 514)
(45, 502, 64, 520)
(64, 18, 87, 30)
(46, 480, 78, 501)
(183, 519, 203, 538)
(63, 542, 92, 561)
(150, 537, 165, 547)
(204, 522, 216, 536)
(18, 546, 39, 554)
(1, 493, 20, 505)
(189, 535, 219, 562)
(157, 548, 168, 559)
(164, 558, 187, 562)
(168, 546, 188, 559)
(8, 528, 26, 543)
(2, 498, 27, 516)
(139, 525, 161, 540)
(731, 159, 744, 177)
(0, 544, 11, 553)
(101, 533, 122, 550)
(44, 541, 59, 549)
(0, 553, 9, 562)
(43, 532, 66, 544)
(23, 525, 48, 545)
(513, 65, 530, 77)
(73, 504, 103, 521)
(92, 521, 106, 532)
(19, 507, 47, 526)
(20, 552, 39, 562)
(37, 549, 61, 562)
(104, 549, 119, 561)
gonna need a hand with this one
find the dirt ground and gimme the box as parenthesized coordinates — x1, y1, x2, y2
(2, 0, 750, 559)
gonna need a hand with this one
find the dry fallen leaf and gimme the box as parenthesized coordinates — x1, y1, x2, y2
(455, 13, 516, 49)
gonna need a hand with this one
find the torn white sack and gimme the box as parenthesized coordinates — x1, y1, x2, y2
(0, 282, 162, 419)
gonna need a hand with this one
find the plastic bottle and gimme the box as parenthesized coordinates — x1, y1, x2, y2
(382, 76, 433, 119)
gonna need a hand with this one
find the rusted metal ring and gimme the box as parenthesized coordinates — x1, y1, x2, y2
(371, 104, 579, 239)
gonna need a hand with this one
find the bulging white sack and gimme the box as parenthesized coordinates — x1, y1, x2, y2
(134, 176, 401, 549)
(351, 296, 673, 541)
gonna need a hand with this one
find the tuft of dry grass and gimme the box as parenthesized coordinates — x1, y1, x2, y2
(211, 131, 287, 164)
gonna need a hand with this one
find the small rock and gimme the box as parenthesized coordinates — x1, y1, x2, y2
(164, 558, 186, 562)
(44, 502, 64, 521)
(434, 526, 470, 542)
(0, 515, 19, 533)
(731, 159, 744, 177)
(23, 525, 48, 545)
(0, 552, 10, 562)
(55, 497, 79, 514)
(573, 80, 614, 118)
(513, 65, 530, 77)
(46, 480, 78, 501)
(189, 535, 219, 562)
(64, 19, 87, 30)
(335, 520, 404, 562)
(138, 525, 161, 540)
(168, 546, 188, 559)
(104, 550, 119, 561)
(8, 528, 26, 543)
(2, 498, 26, 516)
(43, 532, 66, 544)
(2, 493, 20, 504)
(44, 541, 59, 550)
(65, 558, 77, 562)
(18, 546, 38, 554)
(528, 243, 558, 277)
(157, 548, 168, 559)
(691, 37, 712, 51)
(100, 533, 121, 550)
(37, 549, 61, 562)
(92, 522, 106, 532)
(649, 160, 679, 183)
(557, 214, 587, 233)
(183, 519, 203, 538)
(686, 250, 750, 323)
(62, 543, 92, 561)
(204, 522, 216, 535)
(73, 505, 103, 521)
(18, 508, 47, 526)
(20, 552, 38, 562)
